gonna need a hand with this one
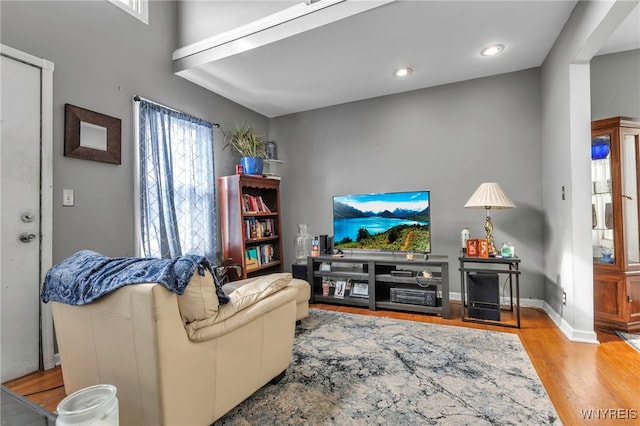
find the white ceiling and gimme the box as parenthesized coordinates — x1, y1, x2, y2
(173, 1, 640, 118)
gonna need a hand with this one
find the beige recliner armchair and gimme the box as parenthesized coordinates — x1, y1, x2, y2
(52, 271, 303, 425)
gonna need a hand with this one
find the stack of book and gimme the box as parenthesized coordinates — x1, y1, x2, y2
(242, 194, 271, 213)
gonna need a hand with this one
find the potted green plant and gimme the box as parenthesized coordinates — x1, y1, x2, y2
(223, 123, 267, 175)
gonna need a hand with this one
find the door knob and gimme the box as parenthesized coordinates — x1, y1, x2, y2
(21, 213, 35, 223)
(19, 232, 37, 243)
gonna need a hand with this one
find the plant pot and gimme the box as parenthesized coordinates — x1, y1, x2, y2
(240, 157, 264, 175)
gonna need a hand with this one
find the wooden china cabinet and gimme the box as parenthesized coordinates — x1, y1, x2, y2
(592, 117, 640, 332)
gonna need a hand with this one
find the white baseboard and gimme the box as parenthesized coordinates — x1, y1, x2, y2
(540, 302, 599, 344)
(448, 293, 599, 344)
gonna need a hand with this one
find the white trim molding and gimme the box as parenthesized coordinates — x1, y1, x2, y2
(108, 0, 148, 25)
(1, 44, 56, 370)
(448, 292, 599, 344)
(542, 302, 599, 344)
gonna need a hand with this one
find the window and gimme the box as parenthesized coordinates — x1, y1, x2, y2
(134, 99, 216, 261)
(109, 0, 148, 24)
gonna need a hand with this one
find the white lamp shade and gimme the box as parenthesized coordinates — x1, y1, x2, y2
(464, 182, 516, 209)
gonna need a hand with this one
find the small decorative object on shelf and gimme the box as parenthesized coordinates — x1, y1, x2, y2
(351, 282, 369, 298)
(311, 235, 320, 257)
(591, 136, 610, 160)
(334, 279, 346, 298)
(466, 239, 479, 256)
(265, 140, 278, 160)
(223, 123, 267, 175)
(322, 278, 331, 296)
(467, 238, 490, 257)
(601, 251, 614, 264)
(478, 239, 489, 258)
(501, 242, 515, 258)
(605, 203, 613, 229)
(461, 228, 470, 252)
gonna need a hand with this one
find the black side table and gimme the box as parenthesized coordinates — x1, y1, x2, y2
(458, 256, 521, 328)
(292, 263, 308, 280)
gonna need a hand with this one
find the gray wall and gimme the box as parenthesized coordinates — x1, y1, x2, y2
(270, 68, 544, 298)
(177, 1, 299, 47)
(1, 1, 268, 263)
(539, 0, 638, 340)
(3, 0, 635, 307)
(591, 49, 640, 120)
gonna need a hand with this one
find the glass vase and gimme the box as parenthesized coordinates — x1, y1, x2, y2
(294, 224, 312, 264)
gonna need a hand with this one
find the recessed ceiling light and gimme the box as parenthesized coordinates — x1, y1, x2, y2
(394, 67, 413, 77)
(481, 44, 505, 56)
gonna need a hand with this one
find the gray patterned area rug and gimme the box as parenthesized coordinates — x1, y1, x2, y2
(215, 309, 560, 425)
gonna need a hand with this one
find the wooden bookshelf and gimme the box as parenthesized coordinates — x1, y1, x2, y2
(218, 175, 284, 279)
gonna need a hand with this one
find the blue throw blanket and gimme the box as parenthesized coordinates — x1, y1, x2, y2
(41, 250, 230, 306)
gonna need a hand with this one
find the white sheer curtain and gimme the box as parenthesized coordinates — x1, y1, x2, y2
(134, 99, 217, 261)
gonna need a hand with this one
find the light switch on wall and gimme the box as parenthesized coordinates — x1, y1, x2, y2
(63, 189, 74, 206)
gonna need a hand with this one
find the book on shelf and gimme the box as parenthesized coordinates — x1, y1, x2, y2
(244, 243, 276, 270)
(242, 194, 271, 213)
(259, 244, 275, 264)
(244, 217, 276, 239)
(245, 247, 259, 271)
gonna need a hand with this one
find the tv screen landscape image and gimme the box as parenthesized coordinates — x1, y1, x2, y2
(333, 190, 430, 253)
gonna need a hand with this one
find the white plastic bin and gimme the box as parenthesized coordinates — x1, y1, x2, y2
(56, 384, 118, 426)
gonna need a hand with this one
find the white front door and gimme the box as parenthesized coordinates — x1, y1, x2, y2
(1, 46, 54, 382)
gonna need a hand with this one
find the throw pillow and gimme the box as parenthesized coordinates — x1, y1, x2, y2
(177, 268, 219, 324)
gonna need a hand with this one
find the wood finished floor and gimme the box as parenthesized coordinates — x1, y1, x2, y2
(4, 302, 639, 425)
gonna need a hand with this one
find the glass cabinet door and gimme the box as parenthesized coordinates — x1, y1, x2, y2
(592, 134, 614, 265)
(621, 129, 640, 270)
(593, 125, 640, 271)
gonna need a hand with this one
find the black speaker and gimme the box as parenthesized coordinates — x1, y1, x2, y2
(319, 235, 332, 255)
(467, 272, 500, 321)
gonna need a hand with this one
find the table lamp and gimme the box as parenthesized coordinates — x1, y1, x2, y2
(464, 182, 516, 256)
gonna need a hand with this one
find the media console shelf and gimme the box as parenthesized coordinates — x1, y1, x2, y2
(307, 253, 450, 318)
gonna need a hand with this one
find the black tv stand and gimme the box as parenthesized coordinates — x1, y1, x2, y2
(307, 253, 449, 318)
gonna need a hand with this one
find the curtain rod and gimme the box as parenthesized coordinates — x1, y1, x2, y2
(133, 95, 221, 129)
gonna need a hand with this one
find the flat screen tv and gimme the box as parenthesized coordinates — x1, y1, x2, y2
(333, 190, 430, 253)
